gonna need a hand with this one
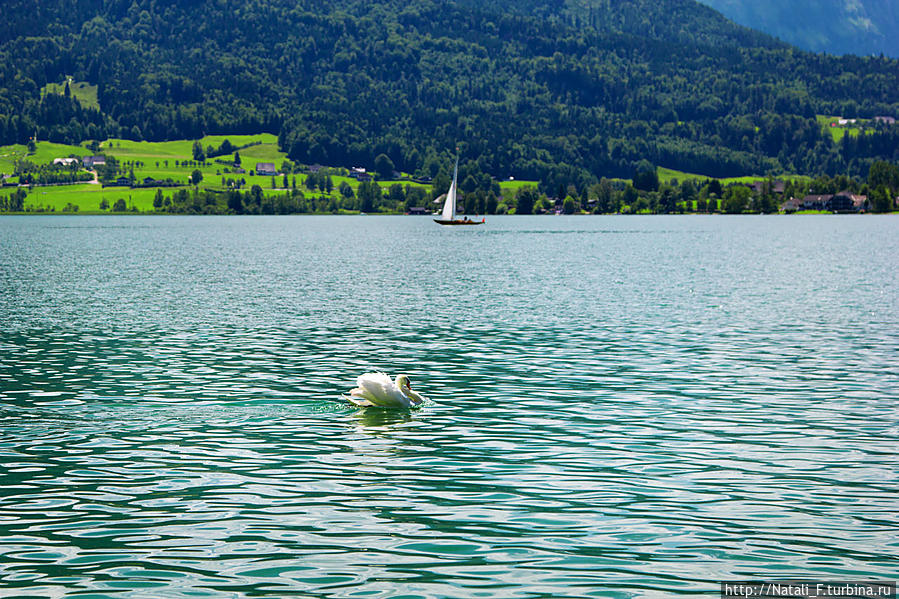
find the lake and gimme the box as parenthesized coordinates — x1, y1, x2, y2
(0, 214, 896, 598)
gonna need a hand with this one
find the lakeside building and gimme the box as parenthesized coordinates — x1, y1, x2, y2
(795, 191, 869, 213)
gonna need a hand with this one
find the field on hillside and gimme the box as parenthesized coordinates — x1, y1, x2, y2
(41, 78, 100, 110)
(0, 142, 90, 175)
(27, 184, 161, 212)
(0, 136, 450, 213)
(814, 115, 879, 142)
(657, 167, 810, 186)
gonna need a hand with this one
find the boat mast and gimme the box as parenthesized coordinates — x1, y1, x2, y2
(452, 154, 459, 219)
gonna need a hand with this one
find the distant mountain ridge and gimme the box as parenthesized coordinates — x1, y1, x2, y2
(696, 0, 899, 57)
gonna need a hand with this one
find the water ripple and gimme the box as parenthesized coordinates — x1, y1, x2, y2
(1, 215, 897, 597)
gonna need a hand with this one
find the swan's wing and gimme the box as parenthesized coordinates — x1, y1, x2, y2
(356, 372, 393, 389)
(404, 389, 427, 406)
(343, 393, 375, 407)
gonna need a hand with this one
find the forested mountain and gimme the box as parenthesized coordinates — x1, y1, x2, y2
(696, 0, 899, 58)
(2, 0, 898, 190)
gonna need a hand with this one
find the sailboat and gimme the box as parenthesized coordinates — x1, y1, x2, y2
(433, 157, 484, 226)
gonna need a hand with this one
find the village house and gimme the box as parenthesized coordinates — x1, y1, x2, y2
(781, 197, 801, 213)
(52, 158, 79, 167)
(827, 192, 855, 212)
(829, 191, 869, 213)
(874, 116, 896, 125)
(800, 194, 831, 210)
(82, 155, 106, 169)
(103, 176, 131, 187)
(852, 195, 871, 212)
(749, 180, 785, 195)
(798, 192, 869, 213)
(255, 162, 277, 176)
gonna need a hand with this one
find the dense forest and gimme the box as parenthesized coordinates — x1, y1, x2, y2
(1, 0, 898, 192)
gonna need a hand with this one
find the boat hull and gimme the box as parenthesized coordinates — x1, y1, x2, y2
(433, 219, 484, 226)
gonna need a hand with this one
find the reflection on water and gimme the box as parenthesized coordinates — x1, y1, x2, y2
(0, 215, 897, 598)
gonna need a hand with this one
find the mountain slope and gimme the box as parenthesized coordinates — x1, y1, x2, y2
(1, 0, 897, 186)
(696, 0, 899, 57)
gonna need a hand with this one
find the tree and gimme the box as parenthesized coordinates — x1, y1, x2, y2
(227, 190, 243, 213)
(594, 178, 613, 213)
(191, 169, 203, 186)
(755, 178, 777, 213)
(339, 180, 354, 198)
(869, 161, 899, 192)
(633, 160, 659, 192)
(358, 180, 382, 212)
(233, 151, 241, 166)
(374, 154, 394, 179)
(249, 184, 263, 211)
(872, 185, 892, 213)
(723, 185, 750, 213)
(112, 198, 127, 211)
(388, 183, 405, 204)
(562, 195, 578, 214)
(5, 188, 26, 211)
(153, 188, 164, 210)
(486, 191, 498, 214)
(660, 186, 677, 213)
(514, 186, 538, 214)
(100, 198, 109, 210)
(192, 140, 205, 162)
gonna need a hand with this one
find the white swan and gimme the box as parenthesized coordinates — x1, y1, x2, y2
(343, 373, 426, 408)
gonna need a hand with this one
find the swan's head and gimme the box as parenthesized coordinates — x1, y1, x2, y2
(395, 374, 412, 391)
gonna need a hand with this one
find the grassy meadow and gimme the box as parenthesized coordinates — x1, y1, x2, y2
(657, 167, 810, 186)
(0, 142, 90, 174)
(498, 178, 544, 200)
(41, 78, 100, 110)
(814, 114, 879, 143)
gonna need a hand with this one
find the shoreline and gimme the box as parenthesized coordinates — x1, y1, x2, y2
(1, 211, 894, 217)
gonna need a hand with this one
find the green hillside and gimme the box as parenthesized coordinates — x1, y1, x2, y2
(1, 0, 898, 193)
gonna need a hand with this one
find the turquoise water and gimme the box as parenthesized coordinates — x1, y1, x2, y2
(0, 215, 896, 598)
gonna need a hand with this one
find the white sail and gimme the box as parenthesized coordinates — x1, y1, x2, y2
(441, 159, 458, 221)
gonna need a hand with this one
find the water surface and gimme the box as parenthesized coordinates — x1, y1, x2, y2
(1, 215, 897, 597)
